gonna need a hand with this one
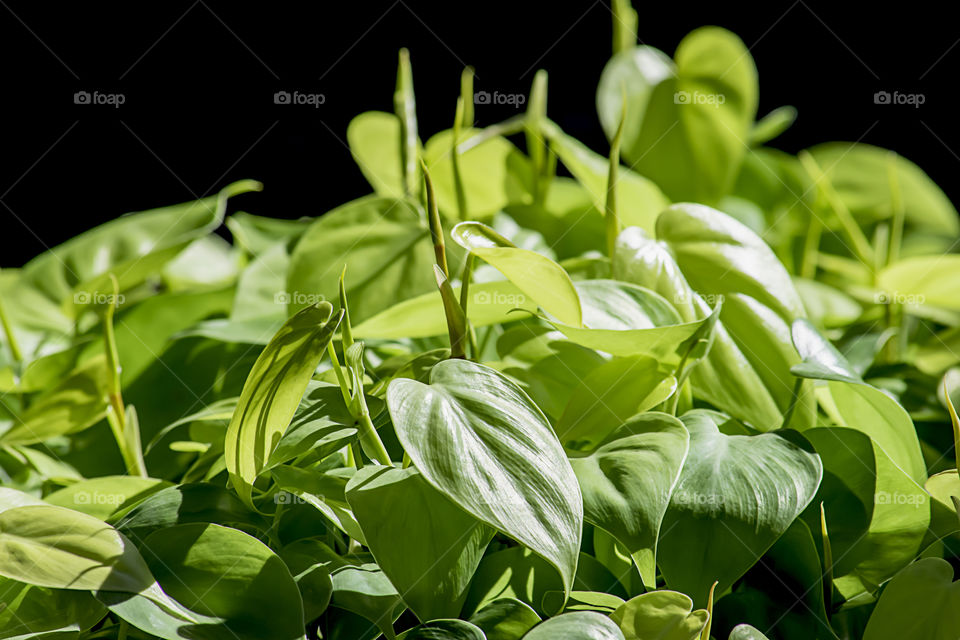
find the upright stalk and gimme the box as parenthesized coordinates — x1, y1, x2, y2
(394, 48, 419, 198)
(459, 66, 475, 128)
(606, 89, 627, 260)
(101, 275, 147, 477)
(0, 274, 23, 364)
(798, 152, 874, 266)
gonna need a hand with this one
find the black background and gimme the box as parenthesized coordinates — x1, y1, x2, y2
(1, 0, 956, 267)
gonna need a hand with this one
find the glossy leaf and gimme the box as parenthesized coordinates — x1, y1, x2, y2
(524, 611, 625, 640)
(345, 465, 491, 622)
(452, 221, 582, 326)
(224, 302, 342, 508)
(598, 29, 758, 202)
(569, 413, 689, 586)
(388, 359, 583, 596)
(555, 357, 677, 452)
(286, 196, 434, 323)
(469, 599, 541, 640)
(610, 590, 708, 640)
(139, 523, 304, 640)
(658, 410, 822, 604)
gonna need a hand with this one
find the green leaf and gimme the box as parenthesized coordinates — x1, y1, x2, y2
(554, 356, 676, 452)
(21, 181, 259, 315)
(878, 255, 960, 311)
(286, 196, 435, 323)
(610, 590, 708, 640)
(44, 476, 170, 520)
(462, 547, 626, 618)
(569, 413, 689, 586)
(224, 302, 342, 509)
(347, 112, 410, 199)
(524, 611, 625, 640)
(789, 318, 862, 384)
(712, 519, 834, 640)
(266, 380, 363, 468)
(329, 563, 405, 640)
(452, 222, 582, 326)
(804, 426, 928, 594)
(345, 465, 491, 622)
(793, 278, 862, 329)
(139, 523, 304, 640)
(807, 143, 959, 235)
(818, 380, 926, 484)
(613, 220, 810, 430)
(425, 130, 532, 218)
(545, 280, 707, 364)
(469, 599, 541, 640)
(658, 410, 822, 604)
(599, 28, 758, 203)
(0, 576, 106, 636)
(110, 483, 267, 541)
(863, 558, 960, 640)
(354, 280, 537, 339)
(397, 619, 487, 640)
(0, 356, 110, 446)
(728, 625, 771, 640)
(542, 119, 669, 234)
(749, 106, 797, 145)
(0, 504, 155, 593)
(271, 465, 366, 543)
(388, 360, 583, 596)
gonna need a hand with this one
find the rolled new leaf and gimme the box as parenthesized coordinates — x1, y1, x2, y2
(225, 303, 343, 509)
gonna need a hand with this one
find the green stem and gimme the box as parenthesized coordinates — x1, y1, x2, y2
(606, 88, 627, 261)
(887, 151, 905, 266)
(800, 214, 822, 280)
(326, 342, 353, 409)
(394, 48, 418, 198)
(459, 254, 479, 359)
(457, 115, 526, 153)
(798, 152, 874, 266)
(780, 377, 804, 429)
(357, 411, 392, 466)
(526, 71, 549, 206)
(612, 0, 638, 55)
(820, 502, 834, 611)
(459, 66, 475, 128)
(452, 98, 468, 221)
(0, 283, 23, 364)
(420, 159, 450, 276)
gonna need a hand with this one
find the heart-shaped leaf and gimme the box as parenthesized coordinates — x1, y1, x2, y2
(388, 359, 583, 596)
(610, 590, 708, 640)
(345, 465, 491, 622)
(658, 410, 822, 604)
(525, 611, 625, 640)
(569, 413, 689, 586)
(863, 558, 960, 640)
